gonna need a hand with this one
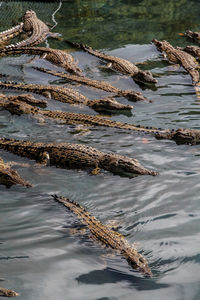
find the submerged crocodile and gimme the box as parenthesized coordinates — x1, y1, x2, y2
(152, 39, 200, 84)
(0, 156, 31, 188)
(1, 96, 200, 145)
(0, 287, 19, 297)
(6, 10, 59, 49)
(0, 23, 23, 44)
(0, 81, 132, 112)
(53, 194, 152, 276)
(0, 47, 82, 76)
(33, 67, 148, 102)
(66, 40, 157, 85)
(0, 138, 157, 177)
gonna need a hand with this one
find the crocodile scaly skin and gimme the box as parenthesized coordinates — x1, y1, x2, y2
(53, 194, 152, 277)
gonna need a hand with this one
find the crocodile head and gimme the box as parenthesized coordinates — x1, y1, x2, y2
(172, 128, 200, 145)
(5, 100, 39, 116)
(88, 97, 133, 112)
(0, 288, 19, 297)
(155, 128, 200, 145)
(0, 167, 31, 188)
(152, 39, 174, 52)
(14, 94, 47, 107)
(122, 89, 149, 102)
(125, 249, 152, 277)
(185, 30, 200, 41)
(23, 10, 37, 32)
(100, 154, 157, 176)
(133, 70, 157, 85)
(23, 9, 37, 20)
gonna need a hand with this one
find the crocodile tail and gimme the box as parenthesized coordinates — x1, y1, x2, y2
(33, 66, 46, 73)
(52, 194, 92, 219)
(52, 194, 61, 201)
(0, 81, 19, 90)
(0, 137, 18, 145)
(53, 194, 82, 209)
(65, 40, 89, 51)
(0, 137, 17, 152)
(65, 40, 82, 48)
(52, 194, 72, 208)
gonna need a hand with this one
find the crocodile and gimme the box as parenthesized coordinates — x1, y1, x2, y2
(0, 156, 31, 188)
(0, 138, 157, 177)
(0, 287, 19, 297)
(155, 128, 200, 145)
(33, 67, 149, 102)
(66, 40, 157, 85)
(0, 23, 23, 44)
(184, 30, 200, 43)
(53, 194, 152, 276)
(1, 96, 200, 145)
(0, 47, 82, 76)
(0, 93, 47, 107)
(0, 96, 155, 126)
(152, 39, 200, 84)
(177, 45, 200, 61)
(5, 10, 59, 49)
(0, 81, 133, 113)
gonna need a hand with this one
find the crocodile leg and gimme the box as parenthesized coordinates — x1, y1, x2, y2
(37, 151, 50, 165)
(90, 167, 101, 175)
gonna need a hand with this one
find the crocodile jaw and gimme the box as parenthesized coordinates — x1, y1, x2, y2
(152, 39, 173, 52)
(155, 128, 200, 145)
(133, 70, 157, 85)
(122, 89, 149, 102)
(126, 253, 152, 277)
(23, 9, 37, 21)
(185, 30, 200, 41)
(88, 97, 133, 112)
(100, 154, 157, 176)
(0, 168, 31, 188)
(172, 128, 200, 145)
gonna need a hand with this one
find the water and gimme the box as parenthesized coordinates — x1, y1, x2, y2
(0, 1, 200, 299)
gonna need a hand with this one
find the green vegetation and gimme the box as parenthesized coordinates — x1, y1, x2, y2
(1, 0, 200, 49)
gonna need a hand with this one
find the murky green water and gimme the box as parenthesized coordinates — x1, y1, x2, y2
(0, 1, 200, 299)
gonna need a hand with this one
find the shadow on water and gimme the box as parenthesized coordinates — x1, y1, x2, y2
(76, 266, 169, 290)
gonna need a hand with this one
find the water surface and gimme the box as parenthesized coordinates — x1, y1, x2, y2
(0, 1, 200, 299)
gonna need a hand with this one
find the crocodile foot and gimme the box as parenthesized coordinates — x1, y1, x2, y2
(90, 167, 101, 175)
